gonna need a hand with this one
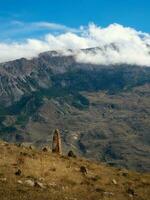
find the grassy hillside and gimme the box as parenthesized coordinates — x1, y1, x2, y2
(0, 140, 150, 200)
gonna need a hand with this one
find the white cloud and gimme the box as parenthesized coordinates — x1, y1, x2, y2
(0, 23, 150, 66)
(31, 22, 78, 32)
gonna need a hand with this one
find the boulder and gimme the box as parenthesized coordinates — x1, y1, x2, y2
(17, 180, 23, 184)
(0, 178, 7, 182)
(68, 150, 76, 158)
(34, 181, 45, 189)
(15, 169, 22, 176)
(25, 180, 35, 187)
(112, 179, 117, 185)
(42, 147, 49, 152)
(80, 166, 87, 174)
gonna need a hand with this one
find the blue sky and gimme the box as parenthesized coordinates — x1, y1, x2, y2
(1, 0, 150, 65)
(0, 0, 150, 41)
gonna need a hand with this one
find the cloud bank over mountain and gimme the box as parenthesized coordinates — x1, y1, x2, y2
(0, 22, 150, 66)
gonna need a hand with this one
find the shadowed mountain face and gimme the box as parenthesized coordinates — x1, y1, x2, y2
(0, 50, 150, 172)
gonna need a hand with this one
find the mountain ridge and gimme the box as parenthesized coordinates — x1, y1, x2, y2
(0, 49, 150, 172)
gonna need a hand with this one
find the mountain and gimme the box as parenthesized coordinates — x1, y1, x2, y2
(0, 50, 150, 172)
(0, 140, 150, 200)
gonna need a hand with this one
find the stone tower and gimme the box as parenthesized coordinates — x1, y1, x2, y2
(52, 129, 62, 155)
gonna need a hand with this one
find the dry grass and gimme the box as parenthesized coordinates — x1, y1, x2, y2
(0, 140, 149, 200)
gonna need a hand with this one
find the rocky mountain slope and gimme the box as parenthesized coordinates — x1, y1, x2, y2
(0, 51, 150, 172)
(0, 140, 150, 200)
